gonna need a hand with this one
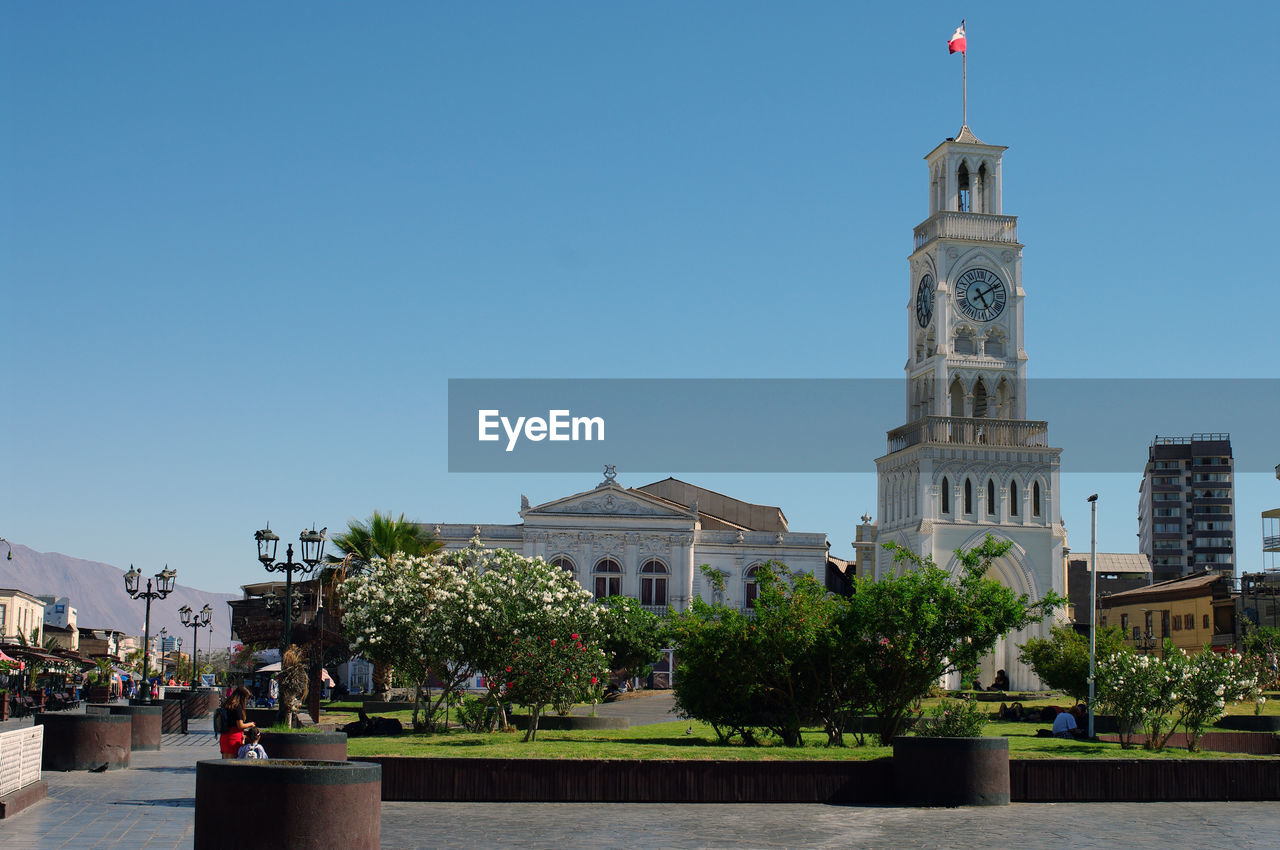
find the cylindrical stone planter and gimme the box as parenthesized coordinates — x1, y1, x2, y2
(107, 703, 164, 751)
(893, 736, 1010, 806)
(258, 730, 348, 761)
(159, 698, 188, 734)
(195, 759, 381, 850)
(36, 713, 131, 771)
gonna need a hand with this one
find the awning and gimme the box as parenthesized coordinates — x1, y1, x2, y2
(256, 661, 282, 673)
(321, 668, 334, 686)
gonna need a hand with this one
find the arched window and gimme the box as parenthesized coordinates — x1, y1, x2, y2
(941, 477, 950, 514)
(744, 565, 760, 609)
(549, 556, 575, 576)
(958, 162, 971, 212)
(1032, 482, 1042, 517)
(593, 558, 622, 600)
(1009, 481, 1019, 516)
(640, 559, 668, 608)
(964, 479, 973, 514)
(985, 332, 1005, 359)
(954, 328, 975, 356)
(950, 377, 966, 417)
(987, 479, 996, 516)
(973, 379, 988, 418)
(976, 162, 988, 213)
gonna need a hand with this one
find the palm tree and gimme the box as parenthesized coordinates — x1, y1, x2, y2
(329, 511, 442, 696)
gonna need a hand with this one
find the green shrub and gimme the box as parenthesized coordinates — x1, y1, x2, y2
(913, 697, 988, 738)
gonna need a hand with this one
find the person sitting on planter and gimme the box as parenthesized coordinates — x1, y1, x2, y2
(237, 726, 268, 759)
(219, 686, 256, 760)
(991, 669, 1010, 692)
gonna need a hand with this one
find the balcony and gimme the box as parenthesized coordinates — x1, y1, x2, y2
(887, 415, 1050, 453)
(913, 212, 1019, 251)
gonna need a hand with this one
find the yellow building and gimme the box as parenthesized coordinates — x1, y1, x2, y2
(0, 588, 45, 646)
(1098, 571, 1236, 656)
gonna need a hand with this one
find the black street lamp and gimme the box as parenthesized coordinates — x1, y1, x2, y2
(179, 604, 212, 687)
(125, 564, 177, 703)
(0, 536, 12, 561)
(255, 525, 326, 650)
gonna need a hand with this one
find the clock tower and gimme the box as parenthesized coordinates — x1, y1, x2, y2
(873, 124, 1066, 690)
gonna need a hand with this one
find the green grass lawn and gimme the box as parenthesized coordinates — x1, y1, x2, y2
(340, 712, 1273, 761)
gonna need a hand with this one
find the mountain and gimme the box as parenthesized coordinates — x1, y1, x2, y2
(2, 543, 240, 652)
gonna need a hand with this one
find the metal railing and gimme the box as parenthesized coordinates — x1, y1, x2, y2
(913, 212, 1019, 250)
(887, 415, 1050, 453)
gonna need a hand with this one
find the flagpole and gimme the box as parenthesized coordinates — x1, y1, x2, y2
(962, 25, 967, 127)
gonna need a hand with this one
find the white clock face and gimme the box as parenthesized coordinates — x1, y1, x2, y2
(954, 268, 1007, 322)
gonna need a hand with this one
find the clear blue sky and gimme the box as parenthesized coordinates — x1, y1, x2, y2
(3, 3, 1277, 594)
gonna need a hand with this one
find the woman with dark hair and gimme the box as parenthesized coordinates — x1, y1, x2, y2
(219, 685, 256, 759)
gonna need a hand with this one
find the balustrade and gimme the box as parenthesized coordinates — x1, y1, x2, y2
(914, 212, 1019, 250)
(887, 415, 1049, 453)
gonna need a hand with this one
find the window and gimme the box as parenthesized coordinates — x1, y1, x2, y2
(958, 162, 971, 212)
(592, 558, 622, 600)
(1032, 482, 1042, 517)
(941, 478, 950, 514)
(1121, 614, 1128, 631)
(640, 560, 668, 608)
(549, 556, 576, 575)
(1161, 611, 1170, 637)
(1154, 523, 1181, 533)
(1195, 537, 1232, 548)
(1132, 625, 1140, 641)
(1203, 614, 1210, 630)
(745, 566, 761, 609)
(1154, 507, 1181, 517)
(0, 603, 6, 631)
(964, 479, 973, 514)
(1184, 613, 1194, 630)
(1009, 481, 1018, 516)
(1172, 615, 1181, 632)
(987, 480, 996, 516)
(1193, 473, 1231, 483)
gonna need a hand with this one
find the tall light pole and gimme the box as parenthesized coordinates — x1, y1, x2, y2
(1087, 493, 1099, 739)
(179, 604, 212, 687)
(125, 565, 177, 703)
(255, 525, 326, 651)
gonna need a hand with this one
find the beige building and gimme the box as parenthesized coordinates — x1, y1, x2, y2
(1098, 572, 1235, 656)
(0, 588, 45, 645)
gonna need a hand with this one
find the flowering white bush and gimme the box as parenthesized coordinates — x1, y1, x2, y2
(1177, 650, 1258, 752)
(341, 553, 472, 730)
(1097, 647, 1260, 751)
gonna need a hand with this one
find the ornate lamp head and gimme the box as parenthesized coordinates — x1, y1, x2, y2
(124, 564, 141, 596)
(179, 605, 193, 626)
(156, 566, 178, 596)
(255, 525, 280, 566)
(299, 526, 327, 568)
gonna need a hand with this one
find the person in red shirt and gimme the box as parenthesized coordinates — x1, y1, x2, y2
(218, 686, 256, 759)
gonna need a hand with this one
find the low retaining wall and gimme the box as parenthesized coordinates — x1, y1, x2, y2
(1216, 715, 1280, 733)
(367, 757, 894, 804)
(1011, 759, 1280, 802)
(36, 713, 130, 771)
(1096, 731, 1278, 755)
(363, 755, 1280, 804)
(508, 715, 630, 731)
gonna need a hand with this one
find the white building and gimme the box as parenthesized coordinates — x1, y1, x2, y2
(873, 123, 1067, 691)
(427, 471, 835, 611)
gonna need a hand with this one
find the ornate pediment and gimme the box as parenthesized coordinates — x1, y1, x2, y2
(524, 484, 691, 519)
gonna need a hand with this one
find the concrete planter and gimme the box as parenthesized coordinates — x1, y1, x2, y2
(195, 759, 381, 849)
(107, 704, 164, 751)
(893, 736, 1010, 807)
(258, 731, 348, 761)
(158, 698, 187, 734)
(35, 713, 131, 771)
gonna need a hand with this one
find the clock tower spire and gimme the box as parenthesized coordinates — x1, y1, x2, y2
(873, 125, 1066, 691)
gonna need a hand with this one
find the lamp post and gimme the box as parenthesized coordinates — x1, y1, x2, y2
(254, 525, 326, 651)
(125, 564, 177, 703)
(158, 628, 169, 680)
(179, 604, 212, 687)
(0, 536, 12, 561)
(1086, 493, 1098, 739)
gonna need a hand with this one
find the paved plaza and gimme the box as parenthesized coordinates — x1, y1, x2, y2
(3, 707, 1280, 848)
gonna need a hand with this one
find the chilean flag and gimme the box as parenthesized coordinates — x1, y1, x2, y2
(948, 21, 966, 55)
